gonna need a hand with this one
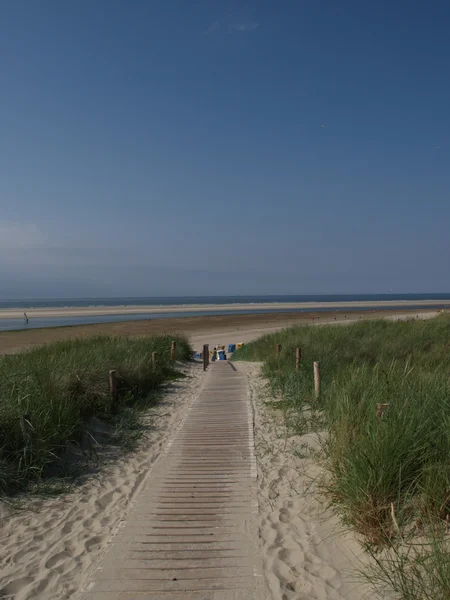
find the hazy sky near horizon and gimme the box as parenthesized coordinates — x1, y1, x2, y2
(1, 1, 449, 298)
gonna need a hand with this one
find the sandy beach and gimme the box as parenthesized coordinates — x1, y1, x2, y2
(0, 298, 449, 319)
(0, 307, 440, 356)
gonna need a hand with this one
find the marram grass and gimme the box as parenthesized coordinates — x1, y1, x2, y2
(0, 334, 191, 495)
(234, 315, 450, 599)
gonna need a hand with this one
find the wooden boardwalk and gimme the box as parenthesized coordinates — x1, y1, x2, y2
(79, 361, 270, 600)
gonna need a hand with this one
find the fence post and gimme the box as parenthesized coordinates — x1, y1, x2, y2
(296, 347, 301, 371)
(109, 370, 117, 411)
(314, 361, 321, 398)
(276, 343, 281, 355)
(377, 403, 390, 421)
(203, 344, 209, 371)
(170, 340, 176, 361)
(152, 352, 157, 371)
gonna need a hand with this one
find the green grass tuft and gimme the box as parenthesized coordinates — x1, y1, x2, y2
(0, 334, 192, 495)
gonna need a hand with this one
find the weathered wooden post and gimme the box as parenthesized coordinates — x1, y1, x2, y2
(276, 343, 281, 355)
(109, 370, 117, 411)
(170, 340, 176, 361)
(296, 347, 301, 371)
(152, 351, 157, 371)
(203, 344, 209, 371)
(377, 403, 390, 421)
(314, 361, 321, 398)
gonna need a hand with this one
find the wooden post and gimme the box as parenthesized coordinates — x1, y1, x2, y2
(377, 403, 390, 421)
(203, 344, 209, 371)
(314, 361, 321, 398)
(170, 340, 176, 361)
(296, 347, 301, 371)
(152, 352, 157, 371)
(276, 343, 281, 355)
(109, 370, 117, 411)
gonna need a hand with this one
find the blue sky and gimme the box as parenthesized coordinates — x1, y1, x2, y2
(1, 0, 449, 297)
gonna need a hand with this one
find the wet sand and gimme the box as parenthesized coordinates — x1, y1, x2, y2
(0, 308, 440, 356)
(1, 299, 449, 319)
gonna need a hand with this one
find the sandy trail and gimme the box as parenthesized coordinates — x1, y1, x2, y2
(241, 362, 375, 600)
(0, 362, 206, 600)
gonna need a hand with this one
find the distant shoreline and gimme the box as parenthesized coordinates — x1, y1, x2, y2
(0, 308, 440, 357)
(1, 298, 450, 320)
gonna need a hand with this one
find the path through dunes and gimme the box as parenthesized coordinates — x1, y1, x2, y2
(79, 361, 270, 600)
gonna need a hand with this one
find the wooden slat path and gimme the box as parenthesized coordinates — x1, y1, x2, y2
(79, 361, 270, 600)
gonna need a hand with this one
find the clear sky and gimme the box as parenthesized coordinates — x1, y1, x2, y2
(1, 1, 449, 298)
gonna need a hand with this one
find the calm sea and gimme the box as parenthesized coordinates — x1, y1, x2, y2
(0, 294, 449, 332)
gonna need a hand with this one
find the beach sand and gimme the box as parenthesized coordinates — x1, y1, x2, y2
(0, 307, 440, 356)
(1, 298, 449, 319)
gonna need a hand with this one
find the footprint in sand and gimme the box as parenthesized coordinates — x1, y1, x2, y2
(12, 546, 40, 564)
(63, 541, 81, 557)
(45, 550, 71, 569)
(279, 508, 291, 523)
(280, 579, 297, 597)
(61, 521, 75, 535)
(33, 570, 60, 594)
(84, 535, 105, 552)
(0, 576, 34, 596)
(95, 490, 118, 510)
(82, 517, 102, 533)
(278, 548, 305, 566)
(54, 558, 79, 576)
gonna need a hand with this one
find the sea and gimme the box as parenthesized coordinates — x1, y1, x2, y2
(1, 294, 449, 332)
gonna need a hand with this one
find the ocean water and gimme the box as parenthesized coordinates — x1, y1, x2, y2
(0, 295, 449, 332)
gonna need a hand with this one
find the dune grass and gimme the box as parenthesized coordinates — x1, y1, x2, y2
(0, 334, 192, 495)
(363, 523, 450, 600)
(234, 315, 450, 598)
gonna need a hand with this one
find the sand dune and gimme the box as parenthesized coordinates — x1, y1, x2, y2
(0, 363, 206, 600)
(0, 336, 422, 598)
(242, 361, 375, 599)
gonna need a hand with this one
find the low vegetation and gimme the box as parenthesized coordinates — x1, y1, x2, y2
(0, 334, 191, 495)
(234, 315, 450, 599)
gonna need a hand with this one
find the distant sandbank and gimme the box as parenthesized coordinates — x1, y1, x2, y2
(1, 298, 449, 319)
(0, 308, 440, 356)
